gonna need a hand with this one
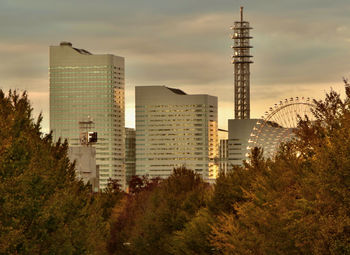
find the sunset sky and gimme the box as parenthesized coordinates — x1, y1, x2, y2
(1, 0, 349, 133)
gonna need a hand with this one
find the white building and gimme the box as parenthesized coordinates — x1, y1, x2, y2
(227, 119, 259, 166)
(135, 86, 218, 180)
(68, 146, 99, 192)
(218, 129, 229, 174)
(228, 118, 296, 166)
(50, 42, 125, 190)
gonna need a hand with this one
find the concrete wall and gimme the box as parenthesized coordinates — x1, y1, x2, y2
(68, 146, 99, 192)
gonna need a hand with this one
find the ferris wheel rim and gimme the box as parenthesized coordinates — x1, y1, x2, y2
(249, 97, 316, 157)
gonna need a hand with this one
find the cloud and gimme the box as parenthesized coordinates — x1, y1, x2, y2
(0, 0, 349, 131)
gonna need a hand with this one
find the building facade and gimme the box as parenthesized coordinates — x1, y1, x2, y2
(218, 129, 229, 174)
(68, 146, 99, 192)
(135, 86, 218, 180)
(228, 119, 259, 166)
(50, 42, 125, 190)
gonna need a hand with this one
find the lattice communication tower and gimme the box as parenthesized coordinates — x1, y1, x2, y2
(231, 6, 253, 119)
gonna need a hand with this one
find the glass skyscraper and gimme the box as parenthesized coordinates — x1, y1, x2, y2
(49, 42, 125, 189)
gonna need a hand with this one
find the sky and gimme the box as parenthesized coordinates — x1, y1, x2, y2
(1, 0, 350, 133)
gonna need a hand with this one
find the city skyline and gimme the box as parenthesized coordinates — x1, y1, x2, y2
(1, 0, 349, 132)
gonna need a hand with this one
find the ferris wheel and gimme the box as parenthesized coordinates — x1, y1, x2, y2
(248, 97, 316, 157)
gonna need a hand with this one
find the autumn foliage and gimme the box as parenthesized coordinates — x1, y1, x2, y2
(108, 85, 350, 254)
(108, 168, 210, 255)
(210, 88, 350, 254)
(1, 84, 349, 254)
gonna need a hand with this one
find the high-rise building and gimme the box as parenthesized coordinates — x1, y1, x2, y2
(125, 127, 136, 185)
(135, 86, 218, 180)
(49, 42, 125, 190)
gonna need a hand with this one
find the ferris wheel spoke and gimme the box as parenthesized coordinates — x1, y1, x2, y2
(250, 98, 316, 158)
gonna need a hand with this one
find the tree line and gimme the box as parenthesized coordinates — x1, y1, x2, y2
(0, 85, 349, 254)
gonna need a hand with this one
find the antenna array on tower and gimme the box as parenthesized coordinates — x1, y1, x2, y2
(231, 7, 253, 119)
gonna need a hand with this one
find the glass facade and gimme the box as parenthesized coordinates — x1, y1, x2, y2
(135, 86, 218, 180)
(50, 43, 125, 190)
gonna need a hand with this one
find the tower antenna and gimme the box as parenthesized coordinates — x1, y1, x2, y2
(231, 6, 253, 119)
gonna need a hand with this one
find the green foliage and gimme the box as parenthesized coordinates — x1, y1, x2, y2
(0, 90, 108, 254)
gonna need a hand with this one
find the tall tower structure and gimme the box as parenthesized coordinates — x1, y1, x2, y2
(231, 6, 253, 119)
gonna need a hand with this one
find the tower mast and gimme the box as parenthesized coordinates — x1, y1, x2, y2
(231, 6, 253, 119)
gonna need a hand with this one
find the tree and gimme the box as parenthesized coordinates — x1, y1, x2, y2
(211, 86, 350, 254)
(128, 175, 162, 195)
(108, 176, 161, 255)
(0, 90, 108, 254)
(97, 178, 125, 221)
(108, 167, 210, 255)
(169, 208, 216, 255)
(208, 165, 254, 216)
